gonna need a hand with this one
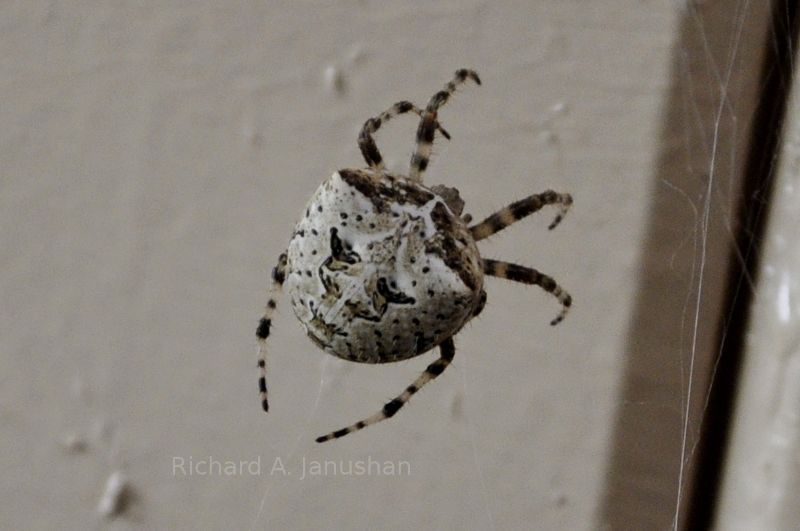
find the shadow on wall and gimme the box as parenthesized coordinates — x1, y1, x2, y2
(598, 3, 773, 530)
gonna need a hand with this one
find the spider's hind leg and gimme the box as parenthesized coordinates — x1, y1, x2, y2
(256, 252, 288, 413)
(482, 258, 572, 326)
(470, 190, 572, 241)
(359, 101, 451, 169)
(409, 68, 481, 181)
(315, 336, 457, 443)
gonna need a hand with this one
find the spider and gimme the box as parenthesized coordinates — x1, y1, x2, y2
(257, 68, 573, 443)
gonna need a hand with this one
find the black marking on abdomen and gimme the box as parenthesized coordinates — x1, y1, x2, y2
(376, 277, 416, 305)
(327, 227, 360, 267)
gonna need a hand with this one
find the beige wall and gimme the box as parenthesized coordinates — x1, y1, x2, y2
(0, 2, 783, 530)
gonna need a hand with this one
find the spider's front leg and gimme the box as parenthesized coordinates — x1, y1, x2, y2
(469, 190, 573, 241)
(256, 252, 288, 413)
(482, 258, 572, 326)
(358, 101, 451, 169)
(409, 68, 481, 181)
(315, 336, 457, 443)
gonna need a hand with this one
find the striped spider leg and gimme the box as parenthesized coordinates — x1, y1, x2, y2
(315, 337, 457, 443)
(470, 191, 573, 325)
(359, 101, 451, 170)
(409, 68, 481, 181)
(256, 252, 287, 413)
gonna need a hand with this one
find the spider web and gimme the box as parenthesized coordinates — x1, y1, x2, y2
(640, 1, 794, 529)
(668, 2, 797, 528)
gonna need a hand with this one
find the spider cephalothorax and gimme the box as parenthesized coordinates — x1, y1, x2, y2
(257, 69, 573, 443)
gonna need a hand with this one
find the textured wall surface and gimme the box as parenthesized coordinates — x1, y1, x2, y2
(1, 2, 763, 530)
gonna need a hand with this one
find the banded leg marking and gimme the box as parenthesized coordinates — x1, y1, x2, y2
(315, 336, 457, 443)
(256, 252, 288, 413)
(469, 190, 572, 241)
(482, 258, 572, 326)
(409, 68, 481, 181)
(359, 101, 451, 169)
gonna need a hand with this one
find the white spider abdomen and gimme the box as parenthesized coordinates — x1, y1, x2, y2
(285, 169, 484, 363)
